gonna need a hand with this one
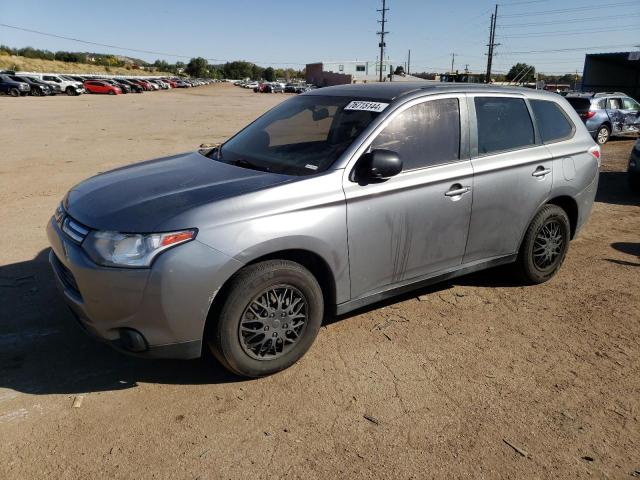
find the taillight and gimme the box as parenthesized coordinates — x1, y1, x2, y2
(580, 111, 596, 120)
(589, 145, 601, 168)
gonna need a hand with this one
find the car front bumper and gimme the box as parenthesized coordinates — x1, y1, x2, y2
(46, 216, 243, 359)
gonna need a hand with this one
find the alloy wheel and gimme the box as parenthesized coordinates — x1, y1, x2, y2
(532, 220, 564, 270)
(597, 127, 609, 144)
(239, 285, 308, 360)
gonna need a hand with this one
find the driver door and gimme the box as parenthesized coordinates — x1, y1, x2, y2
(343, 95, 473, 300)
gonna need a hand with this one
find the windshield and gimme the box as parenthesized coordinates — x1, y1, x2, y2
(214, 95, 384, 175)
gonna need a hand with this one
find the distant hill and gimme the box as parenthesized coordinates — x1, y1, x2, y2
(0, 53, 171, 76)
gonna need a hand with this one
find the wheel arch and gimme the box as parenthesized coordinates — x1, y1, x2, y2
(547, 195, 579, 239)
(204, 248, 338, 339)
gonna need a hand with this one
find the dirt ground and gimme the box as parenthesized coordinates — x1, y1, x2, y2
(1, 84, 639, 480)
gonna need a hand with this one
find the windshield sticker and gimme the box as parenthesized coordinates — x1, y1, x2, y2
(344, 101, 389, 113)
(305, 164, 319, 171)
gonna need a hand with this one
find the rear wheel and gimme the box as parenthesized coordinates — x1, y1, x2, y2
(596, 124, 610, 145)
(208, 260, 324, 377)
(517, 204, 570, 284)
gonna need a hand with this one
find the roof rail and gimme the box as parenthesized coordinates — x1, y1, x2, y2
(594, 91, 627, 97)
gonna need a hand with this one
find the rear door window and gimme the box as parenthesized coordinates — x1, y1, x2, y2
(370, 98, 461, 170)
(530, 100, 574, 143)
(474, 97, 535, 155)
(607, 98, 622, 110)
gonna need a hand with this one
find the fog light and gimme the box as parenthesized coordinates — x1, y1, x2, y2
(118, 328, 148, 352)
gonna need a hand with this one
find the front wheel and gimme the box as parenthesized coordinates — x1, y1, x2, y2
(9, 88, 19, 97)
(108, 90, 115, 95)
(208, 260, 324, 377)
(517, 205, 570, 284)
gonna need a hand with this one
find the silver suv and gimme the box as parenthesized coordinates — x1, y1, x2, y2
(47, 83, 600, 377)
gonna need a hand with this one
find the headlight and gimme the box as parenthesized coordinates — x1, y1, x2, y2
(83, 229, 197, 268)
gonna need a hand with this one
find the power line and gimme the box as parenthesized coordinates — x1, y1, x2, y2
(499, 0, 550, 6)
(499, 44, 637, 55)
(497, 25, 639, 39)
(0, 22, 309, 66)
(500, 0, 639, 17)
(498, 12, 640, 28)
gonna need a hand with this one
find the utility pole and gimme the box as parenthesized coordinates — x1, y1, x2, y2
(464, 64, 469, 74)
(485, 4, 499, 84)
(407, 49, 411, 75)
(377, 0, 389, 82)
(450, 53, 456, 73)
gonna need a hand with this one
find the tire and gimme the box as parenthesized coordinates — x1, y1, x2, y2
(596, 124, 610, 145)
(66, 86, 75, 96)
(9, 88, 19, 97)
(108, 90, 115, 95)
(517, 204, 571, 284)
(32, 88, 42, 97)
(629, 173, 640, 193)
(208, 260, 324, 378)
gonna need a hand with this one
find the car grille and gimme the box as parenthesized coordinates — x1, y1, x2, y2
(51, 253, 81, 297)
(55, 205, 90, 244)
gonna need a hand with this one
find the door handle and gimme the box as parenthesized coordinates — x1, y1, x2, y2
(532, 166, 552, 177)
(444, 184, 471, 197)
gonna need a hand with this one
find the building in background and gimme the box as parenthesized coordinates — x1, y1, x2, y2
(582, 52, 640, 100)
(306, 60, 395, 86)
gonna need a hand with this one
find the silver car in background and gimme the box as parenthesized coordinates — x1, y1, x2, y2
(47, 83, 600, 377)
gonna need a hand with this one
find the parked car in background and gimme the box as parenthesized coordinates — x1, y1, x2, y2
(83, 80, 121, 95)
(117, 79, 144, 93)
(629, 138, 640, 192)
(47, 83, 599, 378)
(31, 73, 85, 95)
(107, 80, 131, 94)
(566, 92, 640, 144)
(0, 74, 31, 96)
(9, 75, 52, 96)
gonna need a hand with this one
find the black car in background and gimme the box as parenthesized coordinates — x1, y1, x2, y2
(117, 79, 144, 93)
(9, 75, 52, 96)
(0, 74, 31, 96)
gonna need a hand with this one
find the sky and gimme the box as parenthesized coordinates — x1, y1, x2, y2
(1, 0, 639, 75)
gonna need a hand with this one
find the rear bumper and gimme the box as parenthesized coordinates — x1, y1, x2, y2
(46, 216, 243, 359)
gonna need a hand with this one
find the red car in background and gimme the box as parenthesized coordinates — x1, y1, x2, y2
(161, 78, 177, 88)
(84, 80, 122, 95)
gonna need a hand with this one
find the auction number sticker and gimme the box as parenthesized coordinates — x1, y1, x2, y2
(344, 101, 389, 112)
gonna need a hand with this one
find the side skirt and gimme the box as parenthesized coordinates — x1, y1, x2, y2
(335, 254, 517, 316)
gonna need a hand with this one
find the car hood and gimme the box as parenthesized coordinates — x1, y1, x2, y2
(64, 151, 294, 232)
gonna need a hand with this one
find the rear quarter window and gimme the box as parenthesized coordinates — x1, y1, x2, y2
(530, 100, 575, 143)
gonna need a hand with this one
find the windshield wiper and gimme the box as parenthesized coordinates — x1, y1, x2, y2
(232, 158, 271, 173)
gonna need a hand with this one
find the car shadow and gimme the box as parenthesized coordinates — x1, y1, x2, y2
(0, 249, 244, 396)
(605, 242, 640, 267)
(596, 171, 639, 206)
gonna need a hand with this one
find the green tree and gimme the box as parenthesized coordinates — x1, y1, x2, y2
(222, 61, 254, 79)
(263, 67, 275, 81)
(251, 64, 264, 80)
(186, 57, 209, 77)
(506, 63, 536, 83)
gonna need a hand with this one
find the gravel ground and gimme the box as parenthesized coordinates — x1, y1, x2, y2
(1, 84, 639, 480)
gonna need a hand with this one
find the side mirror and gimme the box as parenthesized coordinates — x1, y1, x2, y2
(357, 149, 402, 180)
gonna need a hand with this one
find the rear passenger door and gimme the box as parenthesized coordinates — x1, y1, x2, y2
(464, 95, 552, 263)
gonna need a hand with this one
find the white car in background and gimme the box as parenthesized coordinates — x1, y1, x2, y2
(29, 73, 85, 95)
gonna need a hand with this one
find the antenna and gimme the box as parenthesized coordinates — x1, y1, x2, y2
(450, 53, 456, 73)
(377, 0, 389, 82)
